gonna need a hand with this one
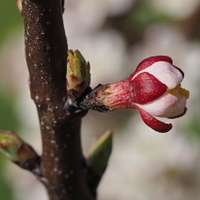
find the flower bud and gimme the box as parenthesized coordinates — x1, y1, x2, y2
(87, 56, 189, 133)
(0, 131, 39, 170)
(16, 0, 22, 12)
(66, 49, 90, 99)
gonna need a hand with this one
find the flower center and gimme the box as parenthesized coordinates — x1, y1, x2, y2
(168, 84, 189, 99)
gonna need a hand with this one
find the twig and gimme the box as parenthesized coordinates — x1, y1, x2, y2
(21, 0, 94, 199)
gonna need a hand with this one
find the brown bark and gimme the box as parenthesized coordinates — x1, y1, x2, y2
(21, 0, 94, 199)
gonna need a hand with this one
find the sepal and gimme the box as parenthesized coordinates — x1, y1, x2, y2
(129, 72, 167, 104)
(130, 56, 173, 77)
(135, 105, 172, 133)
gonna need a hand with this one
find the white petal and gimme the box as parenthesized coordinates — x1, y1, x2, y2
(136, 93, 186, 118)
(132, 61, 183, 89)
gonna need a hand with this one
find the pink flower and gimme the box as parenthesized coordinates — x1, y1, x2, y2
(94, 56, 189, 133)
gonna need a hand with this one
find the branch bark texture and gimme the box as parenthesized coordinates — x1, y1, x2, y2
(21, 1, 94, 199)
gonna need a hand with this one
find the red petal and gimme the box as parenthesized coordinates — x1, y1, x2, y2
(131, 56, 173, 77)
(135, 105, 172, 133)
(130, 72, 167, 104)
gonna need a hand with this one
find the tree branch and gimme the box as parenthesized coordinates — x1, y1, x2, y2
(21, 0, 94, 199)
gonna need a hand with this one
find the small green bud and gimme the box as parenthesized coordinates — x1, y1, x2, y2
(67, 49, 90, 99)
(0, 131, 38, 165)
(88, 130, 112, 175)
(16, 0, 22, 12)
(0, 131, 21, 161)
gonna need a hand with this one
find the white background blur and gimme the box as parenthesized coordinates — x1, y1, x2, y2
(0, 0, 200, 200)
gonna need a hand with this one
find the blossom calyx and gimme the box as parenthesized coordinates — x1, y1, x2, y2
(88, 56, 189, 133)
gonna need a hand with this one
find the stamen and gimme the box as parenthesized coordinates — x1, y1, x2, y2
(168, 84, 189, 99)
(179, 87, 189, 99)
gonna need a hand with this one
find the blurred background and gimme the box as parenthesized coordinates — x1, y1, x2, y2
(1, 0, 200, 200)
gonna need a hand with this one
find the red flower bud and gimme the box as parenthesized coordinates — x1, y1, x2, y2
(92, 56, 189, 133)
